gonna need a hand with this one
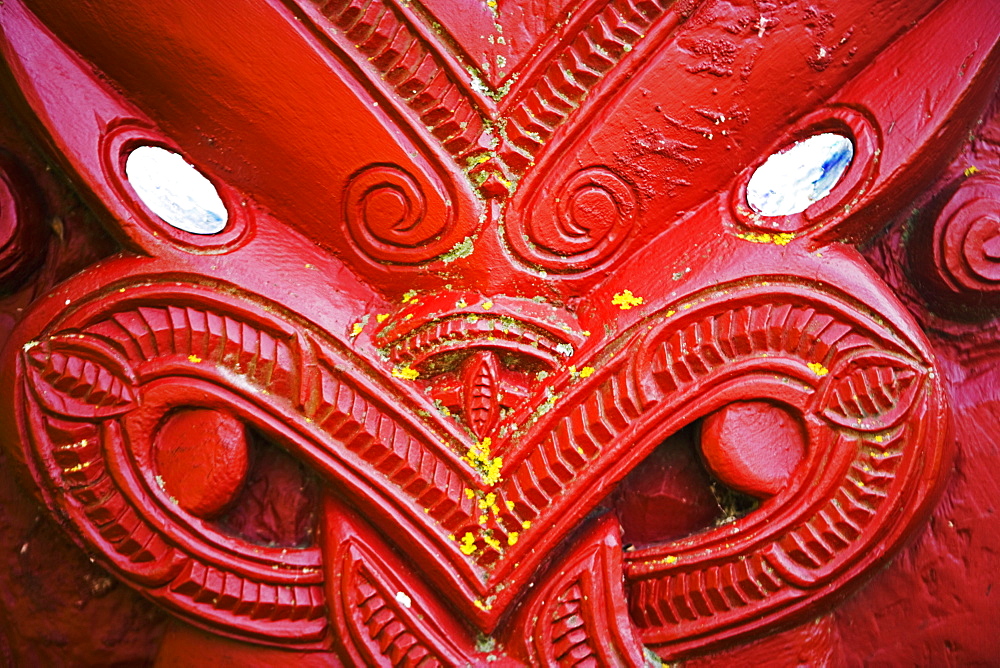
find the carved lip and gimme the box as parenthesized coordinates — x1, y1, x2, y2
(374, 292, 586, 371)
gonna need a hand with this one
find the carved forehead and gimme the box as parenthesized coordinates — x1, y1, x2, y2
(18, 0, 940, 277)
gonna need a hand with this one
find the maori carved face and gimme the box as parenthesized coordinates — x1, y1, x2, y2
(0, 0, 994, 662)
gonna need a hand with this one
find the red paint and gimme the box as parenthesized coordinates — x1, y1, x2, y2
(700, 401, 806, 498)
(0, 0, 997, 663)
(154, 409, 249, 519)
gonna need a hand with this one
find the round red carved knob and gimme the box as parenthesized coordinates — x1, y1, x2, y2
(700, 401, 806, 498)
(153, 408, 249, 518)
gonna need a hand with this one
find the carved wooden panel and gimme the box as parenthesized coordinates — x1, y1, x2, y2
(0, 0, 997, 664)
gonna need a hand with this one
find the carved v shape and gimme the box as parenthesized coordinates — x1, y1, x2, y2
(291, 0, 700, 184)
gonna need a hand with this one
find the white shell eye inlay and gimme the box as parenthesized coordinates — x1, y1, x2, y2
(747, 133, 854, 217)
(125, 146, 228, 234)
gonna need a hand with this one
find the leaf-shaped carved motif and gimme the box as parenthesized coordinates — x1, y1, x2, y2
(818, 350, 923, 431)
(462, 350, 501, 440)
(322, 495, 478, 666)
(24, 334, 137, 418)
(505, 516, 646, 666)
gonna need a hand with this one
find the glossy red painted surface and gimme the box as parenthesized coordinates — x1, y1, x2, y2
(0, 0, 997, 664)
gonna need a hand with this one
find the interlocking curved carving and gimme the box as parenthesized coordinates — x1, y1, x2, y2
(0, 0, 997, 663)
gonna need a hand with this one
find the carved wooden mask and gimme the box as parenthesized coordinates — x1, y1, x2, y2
(0, 0, 997, 662)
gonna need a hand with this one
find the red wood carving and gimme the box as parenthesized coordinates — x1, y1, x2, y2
(0, 0, 997, 664)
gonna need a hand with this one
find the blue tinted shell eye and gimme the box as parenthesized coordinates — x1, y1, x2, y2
(747, 134, 854, 217)
(125, 146, 228, 235)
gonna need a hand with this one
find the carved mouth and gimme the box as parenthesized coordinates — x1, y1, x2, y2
(375, 293, 586, 439)
(375, 292, 585, 372)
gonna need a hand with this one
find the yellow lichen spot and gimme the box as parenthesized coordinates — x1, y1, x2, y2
(404, 313, 413, 320)
(482, 300, 494, 310)
(582, 330, 591, 337)
(665, 555, 678, 564)
(467, 314, 480, 324)
(576, 446, 584, 455)
(612, 290, 644, 310)
(118, 287, 126, 293)
(874, 434, 884, 443)
(376, 313, 390, 323)
(965, 165, 980, 177)
(304, 263, 315, 269)
(568, 365, 577, 375)
(448, 534, 456, 541)
(478, 493, 496, 509)
(401, 290, 418, 304)
(392, 365, 420, 380)
(681, 304, 692, 310)
(737, 231, 796, 245)
(423, 508, 430, 513)
(521, 520, 531, 529)
(465, 488, 475, 500)
(457, 298, 468, 308)
(807, 362, 829, 376)
(350, 322, 364, 337)
(473, 599, 492, 611)
(483, 535, 501, 551)
(579, 366, 595, 378)
(188, 354, 202, 363)
(459, 532, 477, 555)
(505, 500, 515, 511)
(665, 310, 676, 317)
(478, 514, 488, 525)
(507, 531, 519, 546)
(463, 437, 503, 486)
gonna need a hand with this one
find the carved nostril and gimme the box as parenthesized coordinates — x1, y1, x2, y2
(153, 408, 249, 518)
(699, 400, 806, 498)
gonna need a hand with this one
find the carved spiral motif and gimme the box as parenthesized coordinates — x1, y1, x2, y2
(912, 174, 1000, 314)
(345, 164, 450, 263)
(508, 166, 638, 272)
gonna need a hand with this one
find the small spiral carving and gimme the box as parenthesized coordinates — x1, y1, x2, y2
(507, 166, 637, 272)
(911, 174, 1000, 316)
(345, 164, 453, 263)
